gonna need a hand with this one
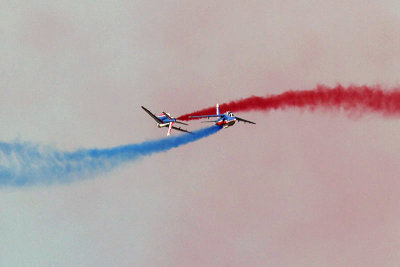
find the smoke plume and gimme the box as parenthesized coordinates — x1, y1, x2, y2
(178, 85, 400, 120)
(0, 126, 221, 186)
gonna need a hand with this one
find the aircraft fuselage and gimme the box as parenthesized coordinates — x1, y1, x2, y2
(216, 117, 236, 128)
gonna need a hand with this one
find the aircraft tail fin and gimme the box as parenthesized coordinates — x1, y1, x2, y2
(167, 122, 173, 136)
(216, 104, 220, 115)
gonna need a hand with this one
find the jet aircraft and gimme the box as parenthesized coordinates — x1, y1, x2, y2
(141, 106, 192, 136)
(189, 104, 256, 128)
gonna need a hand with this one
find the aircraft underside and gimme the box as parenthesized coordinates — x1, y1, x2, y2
(218, 120, 236, 128)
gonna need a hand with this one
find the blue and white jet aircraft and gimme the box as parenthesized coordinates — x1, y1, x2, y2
(189, 104, 256, 128)
(141, 106, 192, 136)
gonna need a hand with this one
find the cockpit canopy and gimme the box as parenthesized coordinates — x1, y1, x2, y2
(226, 111, 235, 117)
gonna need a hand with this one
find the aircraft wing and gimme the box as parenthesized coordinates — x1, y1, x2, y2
(236, 116, 256, 124)
(201, 120, 218, 123)
(172, 126, 193, 134)
(189, 115, 224, 118)
(175, 120, 189, 126)
(142, 106, 163, 123)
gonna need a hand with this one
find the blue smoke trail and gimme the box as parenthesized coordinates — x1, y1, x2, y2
(0, 126, 221, 186)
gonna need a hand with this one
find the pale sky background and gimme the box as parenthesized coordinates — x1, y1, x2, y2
(2, 0, 400, 266)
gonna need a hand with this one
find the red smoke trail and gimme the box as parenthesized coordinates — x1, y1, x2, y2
(178, 85, 400, 120)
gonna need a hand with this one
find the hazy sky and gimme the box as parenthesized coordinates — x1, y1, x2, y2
(2, 1, 400, 266)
